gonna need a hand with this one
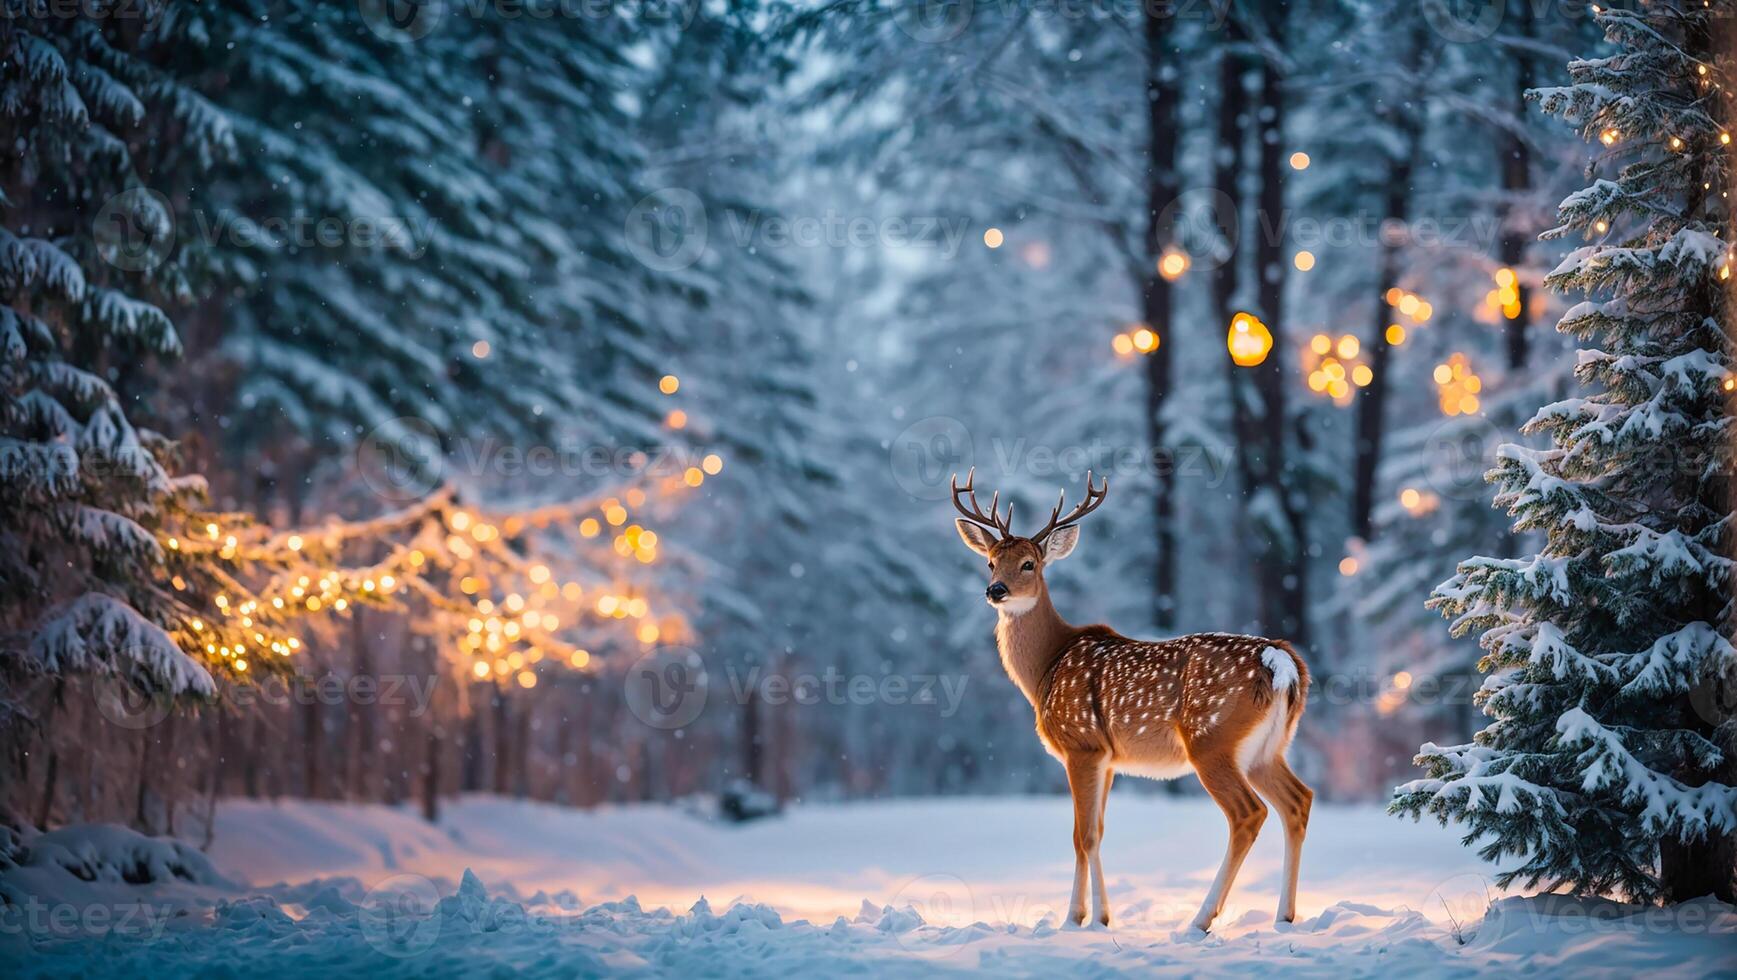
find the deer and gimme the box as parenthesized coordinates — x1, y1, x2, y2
(950, 469, 1312, 933)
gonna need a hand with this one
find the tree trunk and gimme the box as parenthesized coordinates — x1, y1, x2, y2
(1249, 5, 1308, 648)
(302, 695, 322, 799)
(422, 724, 443, 823)
(491, 687, 511, 796)
(34, 678, 65, 829)
(1500, 0, 1535, 372)
(1143, 7, 1181, 631)
(1351, 96, 1421, 541)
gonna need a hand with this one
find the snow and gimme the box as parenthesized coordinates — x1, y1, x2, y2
(4, 796, 1731, 976)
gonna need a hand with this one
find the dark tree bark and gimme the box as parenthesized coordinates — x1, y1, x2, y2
(1351, 41, 1423, 542)
(1143, 7, 1182, 630)
(1247, 4, 1309, 648)
(1500, 0, 1535, 372)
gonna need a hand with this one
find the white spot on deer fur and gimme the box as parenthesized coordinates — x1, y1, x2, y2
(1262, 645, 1299, 689)
(996, 596, 1038, 616)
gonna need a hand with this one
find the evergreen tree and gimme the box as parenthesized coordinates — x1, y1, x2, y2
(1393, 2, 1736, 903)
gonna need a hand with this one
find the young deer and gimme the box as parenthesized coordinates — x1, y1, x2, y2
(951, 470, 1312, 932)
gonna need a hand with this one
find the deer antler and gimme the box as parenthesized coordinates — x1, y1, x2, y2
(950, 467, 1014, 539)
(1031, 471, 1109, 546)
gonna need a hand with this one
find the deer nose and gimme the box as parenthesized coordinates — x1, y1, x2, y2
(986, 582, 1010, 601)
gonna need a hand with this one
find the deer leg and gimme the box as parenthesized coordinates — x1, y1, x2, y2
(1190, 760, 1267, 933)
(1249, 758, 1312, 923)
(1090, 768, 1114, 926)
(1063, 754, 1107, 926)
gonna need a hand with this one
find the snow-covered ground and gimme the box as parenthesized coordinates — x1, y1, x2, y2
(3, 794, 1732, 977)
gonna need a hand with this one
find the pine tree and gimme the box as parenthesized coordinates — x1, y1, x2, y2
(1393, 2, 1736, 904)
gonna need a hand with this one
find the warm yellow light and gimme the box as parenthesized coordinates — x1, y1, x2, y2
(1384, 287, 1403, 306)
(1111, 332, 1134, 356)
(638, 623, 660, 644)
(449, 510, 472, 532)
(286, 534, 303, 552)
(1595, 220, 1609, 233)
(579, 518, 600, 537)
(1414, 301, 1433, 323)
(1293, 250, 1316, 272)
(605, 504, 628, 526)
(1338, 556, 1359, 576)
(666, 409, 687, 429)
(702, 453, 724, 475)
(1336, 334, 1360, 359)
(1385, 324, 1406, 346)
(571, 649, 591, 669)
(1398, 294, 1420, 317)
(1132, 327, 1159, 352)
(1289, 151, 1310, 171)
(1494, 267, 1516, 288)
(1158, 250, 1189, 281)
(1723, 133, 1732, 146)
(684, 467, 705, 487)
(1433, 364, 1453, 385)
(472, 340, 491, 359)
(473, 661, 490, 679)
(659, 375, 680, 395)
(1393, 670, 1413, 690)
(1600, 128, 1618, 146)
(1351, 364, 1374, 387)
(518, 671, 537, 689)
(1670, 136, 1684, 150)
(1310, 333, 1332, 355)
(983, 227, 1004, 249)
(1227, 313, 1273, 367)
(1400, 488, 1421, 510)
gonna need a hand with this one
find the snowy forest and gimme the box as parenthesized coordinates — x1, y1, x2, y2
(1, 0, 1734, 974)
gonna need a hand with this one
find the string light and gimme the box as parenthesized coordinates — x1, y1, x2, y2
(983, 227, 1004, 249)
(1158, 249, 1190, 281)
(1435, 353, 1482, 416)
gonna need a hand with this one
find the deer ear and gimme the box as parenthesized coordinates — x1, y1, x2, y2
(1044, 524, 1080, 562)
(956, 519, 997, 558)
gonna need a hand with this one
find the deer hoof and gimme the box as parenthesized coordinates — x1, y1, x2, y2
(1097, 912, 1111, 928)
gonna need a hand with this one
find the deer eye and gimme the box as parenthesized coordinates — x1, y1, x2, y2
(1022, 560, 1035, 571)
